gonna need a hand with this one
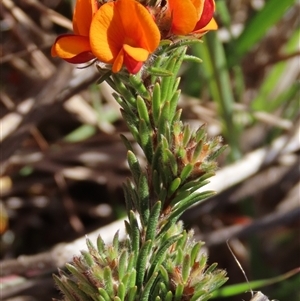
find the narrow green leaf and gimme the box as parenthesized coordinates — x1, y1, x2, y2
(190, 290, 207, 301)
(166, 39, 202, 52)
(148, 234, 182, 276)
(159, 265, 170, 283)
(140, 272, 159, 301)
(129, 210, 140, 258)
(123, 180, 138, 212)
(175, 230, 188, 251)
(112, 231, 119, 255)
(205, 263, 218, 274)
(251, 27, 300, 111)
(168, 177, 181, 197)
(123, 183, 134, 213)
(182, 254, 191, 283)
(103, 266, 114, 298)
(138, 173, 150, 226)
(137, 95, 150, 125)
(120, 134, 134, 152)
(121, 272, 129, 291)
(165, 291, 174, 301)
(182, 124, 191, 147)
(190, 242, 203, 264)
(158, 186, 167, 205)
(112, 75, 136, 106)
(53, 275, 78, 301)
(172, 109, 182, 124)
(127, 286, 137, 301)
(183, 54, 202, 64)
(169, 89, 181, 124)
(152, 169, 162, 197)
(117, 282, 125, 301)
(160, 59, 177, 103)
(64, 124, 96, 143)
(175, 247, 184, 266)
(147, 66, 174, 77)
(118, 250, 128, 280)
(145, 201, 162, 242)
(159, 281, 168, 295)
(152, 82, 162, 126)
(165, 149, 178, 176)
(127, 150, 142, 186)
(191, 140, 204, 163)
(170, 47, 187, 81)
(128, 269, 137, 289)
(96, 70, 112, 85)
(120, 110, 140, 142)
(86, 238, 98, 258)
(234, 0, 296, 58)
(195, 125, 206, 143)
(169, 190, 191, 208)
(180, 164, 193, 183)
(157, 101, 170, 137)
(98, 288, 111, 301)
(139, 118, 153, 163)
(81, 251, 94, 267)
(194, 34, 241, 161)
(136, 240, 152, 289)
(64, 278, 92, 301)
(169, 191, 215, 221)
(211, 268, 300, 298)
(65, 264, 91, 287)
(174, 283, 184, 301)
(129, 75, 150, 99)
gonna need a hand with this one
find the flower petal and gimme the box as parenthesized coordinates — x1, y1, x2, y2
(167, 0, 198, 35)
(73, 0, 97, 36)
(115, 0, 161, 52)
(51, 35, 94, 63)
(123, 44, 149, 62)
(124, 53, 143, 74)
(190, 0, 204, 19)
(112, 50, 124, 73)
(90, 0, 160, 72)
(90, 2, 121, 63)
(193, 17, 218, 34)
(194, 0, 216, 31)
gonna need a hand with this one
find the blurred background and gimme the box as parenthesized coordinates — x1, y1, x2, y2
(1, 0, 299, 300)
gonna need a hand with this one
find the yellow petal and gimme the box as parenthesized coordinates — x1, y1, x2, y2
(123, 44, 149, 62)
(52, 35, 91, 59)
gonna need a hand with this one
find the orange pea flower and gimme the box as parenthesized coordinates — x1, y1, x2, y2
(51, 0, 98, 64)
(167, 0, 217, 36)
(89, 0, 161, 74)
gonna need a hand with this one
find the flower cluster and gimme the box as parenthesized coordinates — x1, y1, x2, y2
(51, 0, 217, 74)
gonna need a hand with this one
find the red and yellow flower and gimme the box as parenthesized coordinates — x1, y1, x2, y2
(52, 0, 216, 73)
(51, 0, 98, 64)
(52, 0, 160, 74)
(166, 0, 217, 36)
(89, 0, 161, 74)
